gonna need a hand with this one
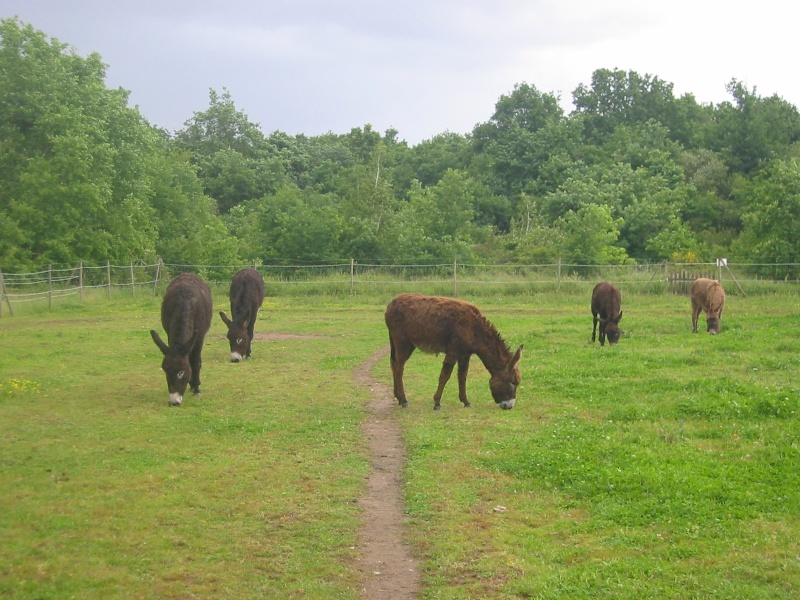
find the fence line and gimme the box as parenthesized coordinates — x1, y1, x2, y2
(1, 259, 798, 316)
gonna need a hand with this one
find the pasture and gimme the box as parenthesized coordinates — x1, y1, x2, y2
(1, 288, 799, 598)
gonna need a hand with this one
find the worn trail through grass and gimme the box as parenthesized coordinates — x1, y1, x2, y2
(355, 346, 421, 599)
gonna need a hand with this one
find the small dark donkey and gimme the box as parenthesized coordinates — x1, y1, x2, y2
(591, 281, 623, 346)
(385, 293, 523, 410)
(219, 268, 265, 362)
(150, 273, 213, 406)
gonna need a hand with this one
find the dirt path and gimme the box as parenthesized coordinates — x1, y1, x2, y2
(354, 346, 421, 599)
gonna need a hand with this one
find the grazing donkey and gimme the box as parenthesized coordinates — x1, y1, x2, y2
(219, 268, 265, 362)
(384, 293, 523, 410)
(150, 273, 213, 406)
(691, 278, 726, 334)
(591, 282, 623, 346)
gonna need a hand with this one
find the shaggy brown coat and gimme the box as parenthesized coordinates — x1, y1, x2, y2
(384, 293, 522, 410)
(591, 282, 623, 346)
(219, 268, 265, 362)
(150, 273, 213, 405)
(691, 278, 726, 334)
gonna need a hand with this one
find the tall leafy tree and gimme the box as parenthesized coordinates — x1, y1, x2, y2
(573, 69, 681, 142)
(472, 83, 574, 198)
(174, 89, 286, 213)
(555, 204, 629, 265)
(710, 80, 800, 174)
(0, 19, 158, 267)
(393, 131, 470, 193)
(733, 156, 800, 269)
(380, 170, 487, 262)
(148, 143, 240, 267)
(226, 185, 343, 263)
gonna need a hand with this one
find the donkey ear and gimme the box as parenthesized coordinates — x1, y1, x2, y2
(219, 311, 233, 327)
(616, 311, 623, 322)
(508, 345, 523, 370)
(150, 329, 169, 355)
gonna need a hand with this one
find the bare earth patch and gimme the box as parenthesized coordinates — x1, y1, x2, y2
(354, 346, 421, 599)
(211, 332, 331, 341)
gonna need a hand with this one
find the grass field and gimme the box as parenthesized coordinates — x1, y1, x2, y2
(1, 288, 799, 598)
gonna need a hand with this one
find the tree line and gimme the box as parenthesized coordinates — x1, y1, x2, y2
(2, 18, 800, 274)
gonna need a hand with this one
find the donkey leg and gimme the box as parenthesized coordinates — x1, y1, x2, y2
(246, 320, 256, 358)
(457, 355, 471, 408)
(390, 339, 414, 407)
(591, 314, 598, 343)
(433, 360, 456, 410)
(392, 359, 409, 408)
(189, 341, 204, 395)
(691, 304, 700, 333)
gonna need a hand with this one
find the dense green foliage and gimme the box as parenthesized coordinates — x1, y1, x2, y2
(3, 18, 800, 271)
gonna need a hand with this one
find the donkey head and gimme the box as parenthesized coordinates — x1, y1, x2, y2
(151, 329, 197, 405)
(489, 345, 523, 410)
(706, 313, 721, 335)
(219, 311, 251, 362)
(601, 311, 623, 344)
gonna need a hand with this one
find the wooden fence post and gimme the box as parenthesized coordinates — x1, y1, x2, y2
(106, 260, 112, 299)
(453, 258, 458, 297)
(48, 264, 53, 310)
(350, 258, 355, 296)
(79, 261, 84, 302)
(557, 257, 562, 292)
(0, 268, 11, 317)
(130, 261, 136, 297)
(153, 258, 162, 295)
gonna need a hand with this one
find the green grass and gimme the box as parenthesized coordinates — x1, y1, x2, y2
(397, 292, 800, 599)
(1, 289, 799, 598)
(0, 293, 382, 599)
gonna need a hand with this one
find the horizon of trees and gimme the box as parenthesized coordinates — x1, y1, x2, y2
(2, 17, 800, 276)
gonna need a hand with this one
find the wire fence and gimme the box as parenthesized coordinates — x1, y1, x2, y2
(1, 258, 798, 316)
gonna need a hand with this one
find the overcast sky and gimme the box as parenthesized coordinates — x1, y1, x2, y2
(4, 1, 799, 145)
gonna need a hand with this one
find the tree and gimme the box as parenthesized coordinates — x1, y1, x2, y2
(378, 171, 487, 262)
(226, 185, 343, 263)
(644, 217, 699, 261)
(0, 19, 157, 266)
(174, 89, 285, 213)
(471, 83, 575, 198)
(555, 204, 629, 264)
(733, 157, 800, 268)
(711, 80, 800, 174)
(393, 131, 470, 192)
(572, 68, 682, 143)
(148, 145, 240, 267)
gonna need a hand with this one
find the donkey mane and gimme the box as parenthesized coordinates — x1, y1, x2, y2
(477, 315, 514, 365)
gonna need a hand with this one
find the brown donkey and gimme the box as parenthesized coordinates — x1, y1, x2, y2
(150, 273, 213, 406)
(691, 278, 726, 334)
(219, 268, 265, 362)
(591, 281, 623, 346)
(384, 293, 523, 410)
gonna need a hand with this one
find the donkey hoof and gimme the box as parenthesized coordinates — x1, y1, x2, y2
(399, 401, 409, 408)
(434, 405, 442, 411)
